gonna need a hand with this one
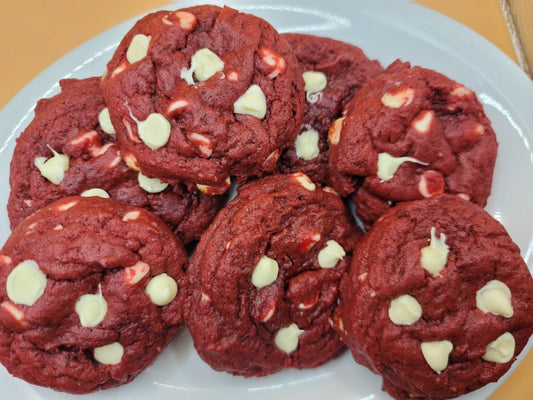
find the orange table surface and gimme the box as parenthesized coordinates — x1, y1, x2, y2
(0, 1, 531, 399)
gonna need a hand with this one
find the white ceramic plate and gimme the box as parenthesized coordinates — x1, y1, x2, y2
(1, 0, 532, 399)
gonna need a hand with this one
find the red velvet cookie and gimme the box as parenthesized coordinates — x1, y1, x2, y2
(8, 77, 223, 244)
(101, 5, 305, 194)
(0, 196, 188, 393)
(277, 33, 383, 185)
(185, 173, 362, 376)
(335, 194, 533, 399)
(328, 62, 498, 228)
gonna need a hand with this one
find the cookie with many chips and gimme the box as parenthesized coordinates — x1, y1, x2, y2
(101, 5, 305, 194)
(335, 194, 533, 399)
(0, 196, 188, 393)
(8, 77, 223, 245)
(277, 33, 383, 185)
(328, 63, 498, 228)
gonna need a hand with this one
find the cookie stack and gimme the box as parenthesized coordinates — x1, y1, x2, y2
(1, 4, 532, 399)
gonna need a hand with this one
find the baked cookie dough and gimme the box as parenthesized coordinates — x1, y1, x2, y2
(8, 77, 223, 244)
(101, 5, 305, 193)
(327, 62, 498, 228)
(335, 194, 533, 399)
(185, 173, 362, 376)
(277, 33, 383, 185)
(0, 196, 188, 393)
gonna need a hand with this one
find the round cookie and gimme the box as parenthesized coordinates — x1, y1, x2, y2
(334, 194, 533, 399)
(8, 77, 224, 245)
(185, 173, 363, 376)
(277, 33, 383, 185)
(0, 196, 188, 394)
(101, 5, 305, 193)
(327, 62, 498, 228)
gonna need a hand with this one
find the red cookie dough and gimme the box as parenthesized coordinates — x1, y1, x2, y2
(0, 196, 188, 394)
(277, 33, 383, 185)
(335, 194, 533, 399)
(101, 5, 305, 193)
(327, 62, 498, 228)
(8, 77, 224, 244)
(185, 173, 362, 376)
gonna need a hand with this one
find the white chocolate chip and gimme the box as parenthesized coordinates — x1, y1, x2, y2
(420, 227, 449, 276)
(251, 255, 279, 288)
(92, 143, 115, 158)
(161, 14, 173, 26)
(476, 280, 513, 318)
(137, 113, 171, 149)
(318, 240, 345, 269)
(259, 303, 276, 322)
(75, 288, 108, 328)
(274, 323, 304, 354)
(293, 172, 315, 191)
(191, 48, 224, 83)
(377, 152, 427, 182)
(56, 199, 79, 211)
(123, 151, 140, 171)
(482, 332, 515, 363)
(69, 129, 99, 148)
(388, 294, 422, 325)
(265, 149, 280, 164)
(233, 84, 267, 119)
(227, 71, 239, 81)
(98, 107, 116, 134)
(81, 188, 110, 198)
(417, 170, 444, 198)
(124, 261, 150, 285)
(53, 224, 63, 230)
(187, 132, 213, 158)
(126, 34, 151, 64)
(259, 47, 286, 79)
(196, 176, 231, 195)
(301, 233, 321, 251)
(473, 123, 485, 136)
(322, 186, 339, 196)
(303, 71, 327, 103)
(34, 148, 69, 185)
(0, 301, 26, 324)
(106, 154, 122, 169)
(123, 118, 141, 144)
(167, 98, 189, 114)
(201, 291, 211, 302)
(6, 260, 47, 306)
(137, 172, 169, 193)
(111, 62, 127, 78)
(298, 294, 318, 310)
(122, 210, 141, 222)
(411, 110, 434, 134)
(295, 129, 319, 160)
(145, 273, 178, 306)
(173, 11, 197, 31)
(94, 342, 124, 365)
(336, 317, 344, 333)
(0, 255, 12, 266)
(381, 87, 415, 108)
(421, 340, 453, 373)
(328, 117, 344, 146)
(451, 84, 473, 98)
